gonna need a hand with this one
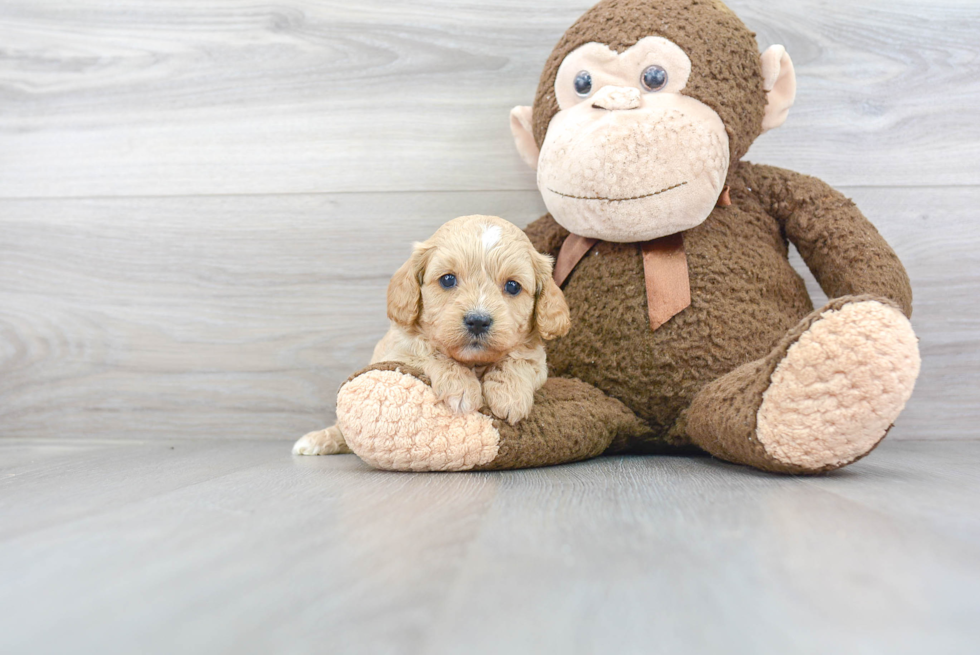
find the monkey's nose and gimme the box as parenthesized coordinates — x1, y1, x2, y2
(591, 86, 641, 111)
(463, 312, 493, 336)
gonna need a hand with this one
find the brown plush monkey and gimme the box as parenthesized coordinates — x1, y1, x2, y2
(328, 0, 920, 474)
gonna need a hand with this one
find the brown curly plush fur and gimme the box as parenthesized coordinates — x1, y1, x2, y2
(527, 162, 913, 456)
(476, 377, 651, 470)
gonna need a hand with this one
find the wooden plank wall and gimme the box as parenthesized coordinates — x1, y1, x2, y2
(1, 0, 978, 442)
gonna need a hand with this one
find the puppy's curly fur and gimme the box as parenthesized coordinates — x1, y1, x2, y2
(293, 215, 570, 456)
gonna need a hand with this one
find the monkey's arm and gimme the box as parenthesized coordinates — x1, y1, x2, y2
(524, 214, 570, 259)
(743, 162, 913, 317)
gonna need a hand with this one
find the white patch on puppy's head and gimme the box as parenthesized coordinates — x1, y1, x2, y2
(481, 224, 502, 252)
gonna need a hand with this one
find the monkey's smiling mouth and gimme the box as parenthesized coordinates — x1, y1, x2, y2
(547, 181, 688, 202)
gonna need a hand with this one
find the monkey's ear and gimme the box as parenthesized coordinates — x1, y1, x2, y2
(387, 242, 430, 328)
(532, 251, 570, 340)
(760, 45, 797, 133)
(510, 106, 540, 170)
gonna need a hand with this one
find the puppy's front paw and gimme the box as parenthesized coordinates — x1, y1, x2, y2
(482, 375, 535, 425)
(433, 375, 483, 414)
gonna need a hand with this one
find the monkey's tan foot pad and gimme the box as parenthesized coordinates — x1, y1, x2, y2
(757, 300, 920, 472)
(335, 362, 500, 471)
(292, 426, 351, 456)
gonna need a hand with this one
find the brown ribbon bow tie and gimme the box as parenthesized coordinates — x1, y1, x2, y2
(552, 186, 731, 331)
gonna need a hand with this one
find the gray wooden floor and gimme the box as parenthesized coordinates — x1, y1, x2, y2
(2, 439, 979, 654)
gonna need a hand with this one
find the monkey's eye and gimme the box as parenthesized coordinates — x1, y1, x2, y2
(504, 280, 522, 296)
(439, 274, 457, 289)
(573, 71, 593, 97)
(641, 65, 668, 92)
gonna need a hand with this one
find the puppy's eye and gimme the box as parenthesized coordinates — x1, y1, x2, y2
(641, 65, 668, 92)
(574, 71, 593, 97)
(438, 274, 457, 289)
(504, 280, 522, 296)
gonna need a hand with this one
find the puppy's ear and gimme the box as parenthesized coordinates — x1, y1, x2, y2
(387, 241, 431, 328)
(532, 250, 571, 340)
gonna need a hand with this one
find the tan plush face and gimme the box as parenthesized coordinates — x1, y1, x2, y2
(536, 37, 730, 242)
(387, 215, 570, 366)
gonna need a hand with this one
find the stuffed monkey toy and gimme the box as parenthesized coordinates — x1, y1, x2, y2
(325, 0, 920, 474)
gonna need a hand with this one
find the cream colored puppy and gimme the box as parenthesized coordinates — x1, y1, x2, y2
(293, 215, 571, 456)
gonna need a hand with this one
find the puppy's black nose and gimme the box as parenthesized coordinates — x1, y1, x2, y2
(463, 312, 493, 336)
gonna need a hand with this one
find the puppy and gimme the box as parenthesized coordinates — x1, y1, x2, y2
(293, 215, 571, 456)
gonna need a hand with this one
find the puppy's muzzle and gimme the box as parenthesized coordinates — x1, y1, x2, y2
(463, 312, 493, 337)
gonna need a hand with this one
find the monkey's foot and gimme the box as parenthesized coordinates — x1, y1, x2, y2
(755, 299, 920, 471)
(336, 363, 500, 471)
(336, 362, 638, 471)
(292, 425, 351, 456)
(689, 298, 920, 474)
